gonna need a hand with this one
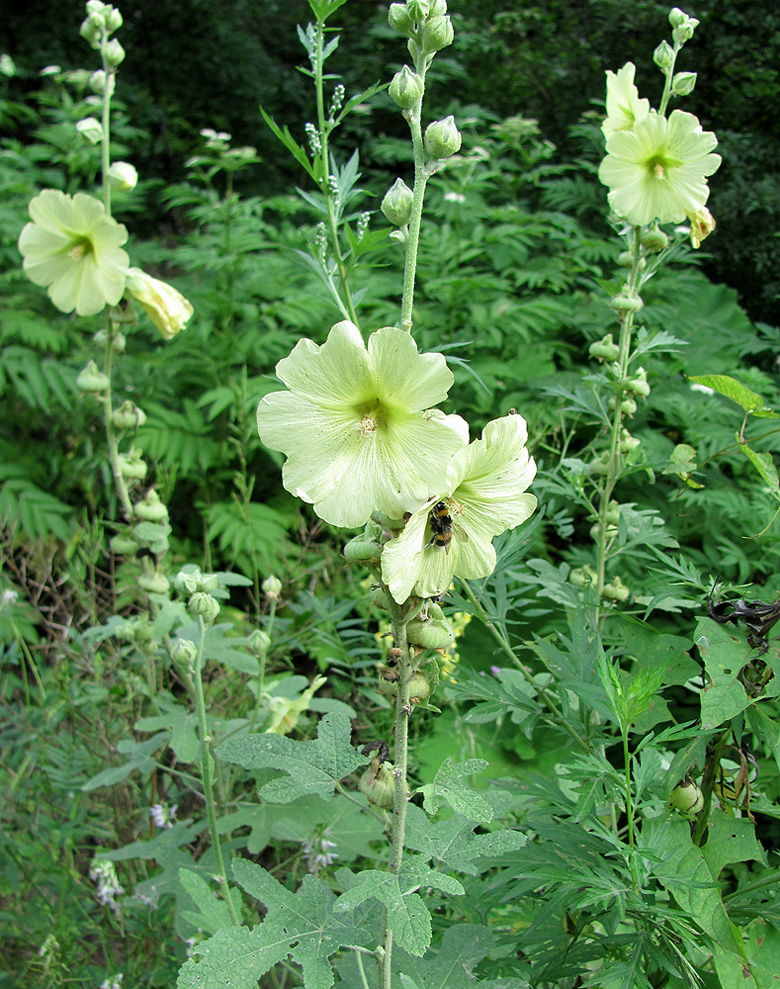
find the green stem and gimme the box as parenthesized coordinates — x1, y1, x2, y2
(380, 598, 413, 989)
(193, 617, 241, 925)
(692, 725, 732, 846)
(99, 35, 114, 215)
(101, 333, 134, 521)
(248, 601, 275, 734)
(399, 98, 429, 333)
(314, 15, 358, 325)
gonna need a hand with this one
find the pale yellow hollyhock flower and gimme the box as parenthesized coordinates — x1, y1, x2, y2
(125, 267, 193, 339)
(599, 109, 720, 226)
(256, 320, 468, 528)
(18, 190, 129, 317)
(381, 414, 537, 603)
(602, 62, 650, 140)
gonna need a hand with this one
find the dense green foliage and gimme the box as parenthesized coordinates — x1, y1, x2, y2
(2, 2, 780, 988)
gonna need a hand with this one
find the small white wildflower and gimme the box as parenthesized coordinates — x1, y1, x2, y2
(301, 827, 339, 874)
(90, 858, 125, 916)
(150, 802, 177, 828)
(100, 975, 123, 989)
(443, 191, 466, 203)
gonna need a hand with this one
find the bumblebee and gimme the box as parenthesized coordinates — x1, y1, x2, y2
(426, 500, 467, 551)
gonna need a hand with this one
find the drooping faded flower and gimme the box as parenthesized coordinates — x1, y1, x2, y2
(18, 189, 129, 316)
(256, 320, 468, 528)
(602, 62, 650, 140)
(599, 109, 721, 226)
(381, 414, 537, 602)
(125, 267, 193, 339)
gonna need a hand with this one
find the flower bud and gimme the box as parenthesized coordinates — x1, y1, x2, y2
(424, 116, 462, 159)
(118, 449, 148, 480)
(670, 9, 699, 42)
(687, 207, 715, 249)
(93, 328, 126, 351)
(188, 592, 221, 626)
(125, 268, 193, 339)
(620, 429, 640, 454)
(609, 291, 644, 314)
(609, 395, 637, 416)
(170, 637, 198, 672)
(104, 6, 123, 32)
(388, 2, 415, 34)
(76, 117, 103, 144)
(602, 576, 629, 602)
(109, 534, 139, 555)
(408, 670, 432, 700)
(605, 501, 621, 526)
(381, 178, 414, 226)
(589, 334, 620, 361)
(134, 489, 169, 523)
(672, 71, 697, 96)
(640, 227, 669, 252)
(262, 575, 283, 600)
(0, 54, 16, 77)
(80, 13, 104, 47)
(590, 521, 618, 542)
(138, 572, 170, 595)
(359, 759, 396, 809)
(420, 14, 454, 53)
(590, 452, 611, 476)
(109, 161, 138, 190)
(89, 69, 107, 93)
(429, 0, 448, 14)
(112, 400, 147, 430)
(175, 568, 202, 595)
(624, 367, 650, 397)
(407, 0, 431, 20)
(653, 40, 674, 68)
(669, 780, 704, 814)
(370, 585, 394, 610)
(104, 39, 125, 67)
(570, 564, 596, 588)
(389, 66, 424, 109)
(407, 610, 455, 650)
(343, 534, 382, 563)
(248, 629, 271, 658)
(77, 360, 110, 392)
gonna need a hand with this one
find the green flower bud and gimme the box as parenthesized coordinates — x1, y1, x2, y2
(602, 576, 629, 602)
(248, 628, 271, 658)
(89, 69, 107, 93)
(170, 637, 198, 671)
(608, 395, 638, 416)
(359, 759, 396, 809)
(653, 40, 674, 68)
(343, 534, 382, 563)
(589, 334, 620, 361)
(408, 670, 432, 700)
(640, 228, 669, 252)
(175, 567, 202, 595)
(420, 14, 454, 53)
(570, 564, 596, 588)
(590, 452, 611, 476)
(188, 592, 220, 626)
(429, 0, 448, 14)
(104, 39, 125, 67)
(109, 534, 139, 555)
(590, 521, 618, 542)
(80, 13, 104, 47)
(672, 71, 697, 96)
(117, 449, 148, 480)
(407, 0, 431, 20)
(609, 291, 644, 314)
(388, 2, 415, 34)
(109, 161, 138, 190)
(134, 489, 169, 523)
(424, 116, 462, 159)
(138, 571, 170, 595)
(620, 429, 641, 454)
(370, 585, 394, 610)
(625, 367, 650, 397)
(605, 501, 621, 526)
(199, 573, 219, 593)
(77, 360, 110, 393)
(669, 780, 704, 814)
(407, 610, 455, 649)
(0, 54, 17, 77)
(76, 117, 103, 144)
(93, 328, 126, 351)
(262, 575, 283, 600)
(670, 9, 699, 42)
(617, 251, 646, 269)
(112, 401, 147, 430)
(104, 6, 123, 32)
(381, 178, 414, 226)
(389, 65, 424, 109)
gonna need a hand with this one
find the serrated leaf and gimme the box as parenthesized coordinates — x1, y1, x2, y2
(404, 804, 526, 875)
(701, 810, 766, 879)
(135, 699, 200, 763)
(334, 859, 463, 957)
(260, 107, 316, 180)
(216, 712, 369, 802)
(688, 374, 777, 417)
(416, 758, 493, 822)
(394, 924, 530, 989)
(694, 617, 752, 728)
(177, 923, 284, 989)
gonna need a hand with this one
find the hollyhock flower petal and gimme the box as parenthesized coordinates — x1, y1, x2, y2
(599, 109, 721, 226)
(257, 321, 468, 528)
(382, 414, 538, 602)
(602, 62, 650, 140)
(18, 189, 129, 317)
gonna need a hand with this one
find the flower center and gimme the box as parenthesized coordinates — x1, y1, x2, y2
(69, 237, 93, 261)
(354, 401, 388, 437)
